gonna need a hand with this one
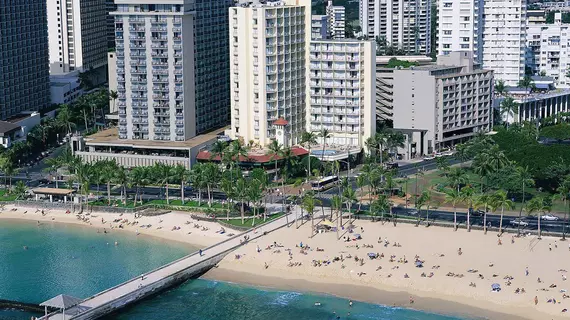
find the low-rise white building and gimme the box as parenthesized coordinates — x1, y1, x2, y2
(309, 39, 376, 155)
(50, 73, 84, 105)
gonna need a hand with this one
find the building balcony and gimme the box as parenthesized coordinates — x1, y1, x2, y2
(131, 69, 147, 74)
(153, 69, 168, 75)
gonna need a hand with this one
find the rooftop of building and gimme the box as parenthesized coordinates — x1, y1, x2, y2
(196, 146, 308, 163)
(375, 55, 433, 65)
(312, 38, 372, 43)
(511, 88, 570, 102)
(0, 121, 21, 136)
(235, 0, 300, 8)
(84, 127, 228, 150)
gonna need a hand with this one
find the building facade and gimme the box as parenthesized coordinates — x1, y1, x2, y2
(0, 0, 51, 119)
(359, 0, 432, 55)
(112, 0, 232, 142)
(47, 0, 108, 75)
(312, 15, 329, 40)
(107, 0, 117, 49)
(526, 13, 570, 87)
(309, 40, 376, 149)
(229, 0, 311, 147)
(481, 0, 526, 86)
(389, 52, 493, 158)
(437, 0, 483, 63)
(326, 0, 345, 39)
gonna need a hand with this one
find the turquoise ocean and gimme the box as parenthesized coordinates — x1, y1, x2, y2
(0, 220, 466, 320)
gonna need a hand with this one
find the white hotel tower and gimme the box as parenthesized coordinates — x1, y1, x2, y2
(112, 1, 196, 141)
(481, 0, 526, 86)
(437, 0, 483, 63)
(230, 0, 311, 147)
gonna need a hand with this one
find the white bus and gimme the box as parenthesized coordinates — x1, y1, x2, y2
(311, 176, 339, 191)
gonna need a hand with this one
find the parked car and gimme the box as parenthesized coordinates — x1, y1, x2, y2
(385, 162, 399, 169)
(423, 155, 435, 161)
(510, 218, 529, 227)
(468, 208, 485, 216)
(541, 214, 560, 221)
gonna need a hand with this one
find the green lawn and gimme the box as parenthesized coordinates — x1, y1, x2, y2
(222, 213, 285, 229)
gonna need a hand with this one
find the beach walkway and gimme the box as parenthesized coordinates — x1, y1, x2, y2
(39, 210, 298, 320)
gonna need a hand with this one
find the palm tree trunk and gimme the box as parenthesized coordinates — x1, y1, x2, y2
(336, 208, 339, 239)
(426, 204, 430, 226)
(453, 205, 457, 231)
(484, 211, 487, 234)
(518, 183, 525, 235)
(563, 199, 568, 240)
(107, 182, 111, 205)
(538, 214, 542, 239)
(251, 207, 256, 227)
(307, 146, 311, 182)
(181, 181, 185, 205)
(166, 183, 169, 205)
(241, 202, 245, 224)
(499, 205, 504, 235)
(311, 211, 314, 237)
(467, 206, 471, 232)
(207, 185, 211, 208)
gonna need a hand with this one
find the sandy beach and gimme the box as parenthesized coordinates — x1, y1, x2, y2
(1, 204, 569, 320)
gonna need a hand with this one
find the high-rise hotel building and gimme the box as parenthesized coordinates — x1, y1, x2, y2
(47, 0, 108, 75)
(229, 0, 311, 147)
(112, 0, 232, 141)
(309, 40, 375, 148)
(0, 0, 51, 119)
(481, 0, 526, 86)
(359, 0, 432, 55)
(437, 0, 483, 63)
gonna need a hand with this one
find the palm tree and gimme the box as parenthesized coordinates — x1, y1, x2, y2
(500, 97, 519, 129)
(247, 179, 263, 226)
(491, 189, 514, 235)
(555, 176, 570, 240)
(300, 131, 318, 181)
(420, 190, 432, 226)
(331, 195, 343, 239)
(115, 166, 128, 204)
(342, 187, 357, 223)
(267, 139, 283, 181)
(515, 166, 535, 235)
(446, 167, 467, 190)
(415, 192, 426, 226)
(454, 144, 470, 168)
(475, 193, 492, 234)
(473, 155, 493, 192)
(319, 128, 332, 162)
(172, 164, 189, 205)
(203, 163, 220, 207)
(302, 191, 321, 237)
(101, 160, 118, 205)
(210, 140, 228, 162)
(374, 131, 389, 165)
(518, 75, 535, 95)
(355, 174, 366, 212)
(56, 104, 74, 135)
(526, 196, 551, 239)
(152, 163, 174, 204)
(44, 157, 63, 188)
(371, 194, 390, 222)
(234, 178, 249, 223)
(129, 166, 146, 205)
(109, 90, 118, 113)
(494, 79, 506, 97)
(444, 187, 462, 231)
(460, 186, 475, 232)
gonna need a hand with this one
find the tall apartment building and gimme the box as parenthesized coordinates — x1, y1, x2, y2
(309, 40, 376, 149)
(107, 0, 117, 49)
(437, 0, 483, 63)
(359, 0, 432, 55)
(326, 0, 346, 39)
(0, 0, 51, 119)
(386, 52, 493, 157)
(312, 15, 329, 40)
(230, 0, 311, 147)
(46, 0, 108, 75)
(112, 0, 232, 141)
(526, 13, 570, 87)
(481, 0, 526, 86)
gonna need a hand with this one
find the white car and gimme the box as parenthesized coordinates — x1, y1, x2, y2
(423, 155, 435, 161)
(510, 219, 529, 227)
(541, 214, 560, 221)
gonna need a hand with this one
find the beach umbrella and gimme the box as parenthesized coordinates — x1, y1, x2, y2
(491, 283, 501, 291)
(367, 253, 377, 259)
(415, 261, 423, 268)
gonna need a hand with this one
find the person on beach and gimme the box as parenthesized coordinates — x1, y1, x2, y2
(534, 296, 538, 305)
(199, 249, 203, 256)
(526, 267, 529, 276)
(349, 300, 353, 307)
(409, 296, 414, 304)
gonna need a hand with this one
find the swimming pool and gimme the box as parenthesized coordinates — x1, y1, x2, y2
(311, 150, 338, 156)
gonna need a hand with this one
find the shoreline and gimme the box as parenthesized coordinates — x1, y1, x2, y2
(203, 268, 520, 320)
(1, 206, 567, 320)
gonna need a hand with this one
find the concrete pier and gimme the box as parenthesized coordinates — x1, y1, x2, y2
(39, 212, 296, 320)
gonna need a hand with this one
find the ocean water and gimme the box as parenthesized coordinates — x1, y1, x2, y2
(0, 220, 466, 320)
